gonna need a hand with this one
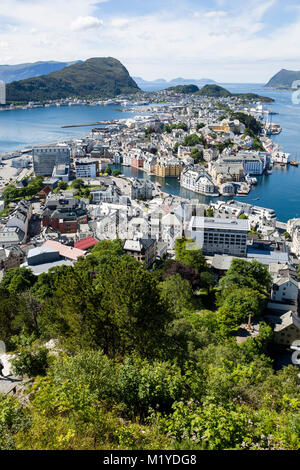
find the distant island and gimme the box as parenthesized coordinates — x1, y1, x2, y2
(6, 57, 140, 103)
(166, 84, 274, 103)
(166, 84, 200, 94)
(265, 69, 300, 89)
(133, 76, 216, 91)
(0, 60, 81, 84)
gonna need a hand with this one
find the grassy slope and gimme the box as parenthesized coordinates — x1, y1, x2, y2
(6, 57, 140, 102)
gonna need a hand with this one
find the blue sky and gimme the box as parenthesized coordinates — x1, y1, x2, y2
(0, 0, 299, 82)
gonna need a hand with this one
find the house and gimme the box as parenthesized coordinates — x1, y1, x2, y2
(6, 199, 32, 240)
(123, 238, 157, 268)
(129, 179, 153, 200)
(265, 311, 300, 347)
(74, 237, 98, 251)
(0, 246, 26, 272)
(38, 186, 52, 200)
(161, 212, 183, 250)
(42, 196, 88, 234)
(0, 227, 25, 248)
(271, 275, 298, 303)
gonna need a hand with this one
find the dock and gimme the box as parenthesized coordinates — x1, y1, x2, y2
(61, 120, 117, 128)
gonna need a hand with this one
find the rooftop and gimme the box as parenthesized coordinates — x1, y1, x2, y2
(74, 237, 98, 251)
(42, 240, 86, 261)
(190, 216, 249, 231)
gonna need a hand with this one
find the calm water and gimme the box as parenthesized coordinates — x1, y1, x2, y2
(0, 104, 135, 152)
(0, 85, 299, 222)
(114, 84, 300, 222)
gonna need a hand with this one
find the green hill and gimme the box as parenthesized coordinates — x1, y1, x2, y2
(195, 84, 274, 102)
(6, 57, 140, 103)
(166, 84, 199, 94)
(196, 84, 232, 98)
(265, 69, 300, 89)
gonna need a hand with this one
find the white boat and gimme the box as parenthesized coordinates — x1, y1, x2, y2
(245, 175, 258, 185)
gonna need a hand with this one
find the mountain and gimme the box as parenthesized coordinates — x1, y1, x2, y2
(265, 69, 300, 89)
(133, 77, 167, 85)
(195, 85, 232, 97)
(166, 84, 199, 94)
(169, 77, 216, 86)
(0, 61, 81, 83)
(6, 57, 140, 103)
(196, 84, 274, 103)
(133, 76, 216, 91)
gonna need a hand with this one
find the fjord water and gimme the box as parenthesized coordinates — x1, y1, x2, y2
(0, 84, 299, 222)
(0, 104, 136, 152)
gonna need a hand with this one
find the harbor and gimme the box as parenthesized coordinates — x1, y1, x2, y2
(0, 84, 300, 222)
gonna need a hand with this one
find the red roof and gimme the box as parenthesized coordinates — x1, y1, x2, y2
(74, 237, 98, 250)
(40, 186, 51, 196)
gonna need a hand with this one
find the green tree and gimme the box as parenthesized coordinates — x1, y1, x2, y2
(1, 267, 36, 294)
(218, 287, 265, 335)
(11, 333, 50, 378)
(200, 271, 216, 293)
(159, 274, 194, 315)
(218, 258, 272, 300)
(71, 179, 85, 190)
(183, 134, 201, 147)
(0, 395, 29, 450)
(205, 207, 214, 217)
(175, 237, 207, 273)
(104, 166, 112, 175)
(57, 181, 68, 190)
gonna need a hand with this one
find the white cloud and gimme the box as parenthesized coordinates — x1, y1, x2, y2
(70, 16, 104, 32)
(0, 0, 299, 83)
(203, 11, 227, 18)
(110, 18, 130, 28)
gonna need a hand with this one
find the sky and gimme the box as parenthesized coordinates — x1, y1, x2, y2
(0, 0, 300, 82)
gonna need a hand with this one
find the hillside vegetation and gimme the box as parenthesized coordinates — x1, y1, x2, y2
(166, 84, 200, 94)
(195, 84, 274, 102)
(6, 57, 140, 103)
(265, 69, 300, 89)
(0, 239, 299, 450)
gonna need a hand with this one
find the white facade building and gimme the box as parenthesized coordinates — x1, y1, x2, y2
(75, 159, 99, 178)
(189, 216, 249, 257)
(180, 168, 217, 195)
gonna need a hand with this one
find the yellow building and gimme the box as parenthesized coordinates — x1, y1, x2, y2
(153, 159, 184, 177)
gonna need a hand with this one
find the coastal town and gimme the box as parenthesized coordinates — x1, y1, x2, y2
(0, 87, 300, 359)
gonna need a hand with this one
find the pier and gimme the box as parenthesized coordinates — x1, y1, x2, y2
(61, 120, 117, 128)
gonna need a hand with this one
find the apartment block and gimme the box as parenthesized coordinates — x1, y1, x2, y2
(189, 217, 249, 257)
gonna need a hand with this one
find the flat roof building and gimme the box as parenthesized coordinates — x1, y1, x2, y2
(33, 144, 70, 176)
(189, 216, 249, 257)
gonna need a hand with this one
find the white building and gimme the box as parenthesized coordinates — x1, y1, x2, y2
(129, 179, 153, 200)
(271, 275, 298, 303)
(6, 200, 32, 239)
(189, 216, 249, 257)
(75, 159, 99, 178)
(180, 168, 217, 195)
(161, 212, 183, 250)
(33, 144, 70, 176)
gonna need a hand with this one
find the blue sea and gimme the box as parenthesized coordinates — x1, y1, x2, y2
(0, 84, 299, 222)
